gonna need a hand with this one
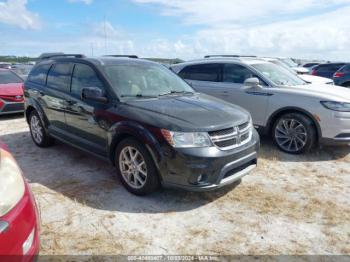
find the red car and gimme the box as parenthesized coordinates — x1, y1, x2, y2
(0, 69, 25, 115)
(0, 142, 40, 259)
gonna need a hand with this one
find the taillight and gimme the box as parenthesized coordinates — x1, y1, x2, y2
(311, 69, 317, 75)
(333, 72, 345, 78)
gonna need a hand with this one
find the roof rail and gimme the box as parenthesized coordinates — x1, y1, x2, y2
(204, 55, 257, 58)
(38, 53, 86, 60)
(104, 55, 138, 58)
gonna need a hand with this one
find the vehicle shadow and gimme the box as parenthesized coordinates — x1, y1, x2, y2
(259, 136, 350, 163)
(0, 131, 240, 214)
(0, 113, 24, 121)
(1, 131, 349, 214)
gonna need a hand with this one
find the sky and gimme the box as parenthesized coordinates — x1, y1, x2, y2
(0, 0, 350, 60)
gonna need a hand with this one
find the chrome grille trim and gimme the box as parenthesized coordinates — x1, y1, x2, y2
(208, 121, 252, 150)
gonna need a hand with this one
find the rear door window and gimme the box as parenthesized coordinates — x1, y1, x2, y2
(179, 64, 221, 82)
(71, 64, 104, 97)
(47, 63, 73, 92)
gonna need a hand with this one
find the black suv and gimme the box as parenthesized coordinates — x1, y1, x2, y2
(24, 54, 260, 195)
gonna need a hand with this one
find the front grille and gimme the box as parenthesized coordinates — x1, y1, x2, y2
(2, 102, 24, 113)
(208, 127, 235, 137)
(208, 121, 252, 150)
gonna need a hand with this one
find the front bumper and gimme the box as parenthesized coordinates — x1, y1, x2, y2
(160, 129, 260, 191)
(319, 111, 350, 146)
(0, 182, 40, 259)
(0, 99, 24, 115)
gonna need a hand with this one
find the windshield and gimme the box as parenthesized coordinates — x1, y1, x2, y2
(104, 63, 194, 98)
(0, 71, 23, 84)
(280, 58, 298, 68)
(252, 63, 306, 86)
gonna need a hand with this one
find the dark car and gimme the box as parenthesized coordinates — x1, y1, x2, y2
(333, 64, 350, 87)
(24, 54, 259, 195)
(311, 63, 347, 79)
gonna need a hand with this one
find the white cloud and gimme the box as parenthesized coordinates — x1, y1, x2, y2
(132, 0, 350, 60)
(67, 0, 93, 4)
(0, 0, 41, 29)
(133, 0, 350, 26)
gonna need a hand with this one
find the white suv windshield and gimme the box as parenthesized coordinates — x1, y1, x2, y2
(104, 63, 194, 98)
(252, 63, 306, 86)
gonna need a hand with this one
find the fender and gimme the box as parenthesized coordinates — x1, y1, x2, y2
(107, 121, 163, 168)
(266, 106, 322, 141)
(25, 97, 50, 130)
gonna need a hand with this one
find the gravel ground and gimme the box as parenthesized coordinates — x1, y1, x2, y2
(1, 114, 350, 255)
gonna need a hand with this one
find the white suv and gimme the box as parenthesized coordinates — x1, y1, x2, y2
(171, 57, 350, 154)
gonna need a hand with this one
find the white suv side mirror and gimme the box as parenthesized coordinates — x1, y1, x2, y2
(244, 77, 261, 88)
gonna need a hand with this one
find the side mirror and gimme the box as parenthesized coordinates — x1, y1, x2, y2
(81, 87, 108, 103)
(244, 77, 261, 88)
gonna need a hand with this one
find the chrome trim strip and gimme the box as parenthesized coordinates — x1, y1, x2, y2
(220, 164, 256, 185)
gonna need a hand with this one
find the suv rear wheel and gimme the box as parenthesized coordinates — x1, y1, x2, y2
(272, 113, 316, 154)
(115, 138, 160, 195)
(29, 110, 54, 147)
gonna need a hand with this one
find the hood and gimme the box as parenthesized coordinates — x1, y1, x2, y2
(282, 83, 350, 102)
(299, 74, 333, 85)
(119, 93, 250, 132)
(293, 67, 310, 74)
(0, 83, 24, 97)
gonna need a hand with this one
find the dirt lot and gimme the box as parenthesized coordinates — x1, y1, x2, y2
(1, 114, 350, 255)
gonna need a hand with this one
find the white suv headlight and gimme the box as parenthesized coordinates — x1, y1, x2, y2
(321, 101, 350, 112)
(0, 148, 25, 217)
(161, 129, 212, 148)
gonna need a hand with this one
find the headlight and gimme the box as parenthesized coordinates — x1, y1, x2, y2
(161, 129, 212, 148)
(0, 148, 25, 217)
(320, 101, 350, 112)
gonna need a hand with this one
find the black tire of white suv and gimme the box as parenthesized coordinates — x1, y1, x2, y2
(272, 113, 316, 154)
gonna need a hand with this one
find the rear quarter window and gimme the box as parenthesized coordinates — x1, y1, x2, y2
(27, 64, 51, 85)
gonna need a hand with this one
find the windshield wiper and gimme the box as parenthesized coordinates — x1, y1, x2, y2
(158, 90, 194, 97)
(120, 94, 158, 98)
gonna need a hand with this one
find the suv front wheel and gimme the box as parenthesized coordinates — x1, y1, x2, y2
(115, 138, 160, 195)
(272, 113, 316, 154)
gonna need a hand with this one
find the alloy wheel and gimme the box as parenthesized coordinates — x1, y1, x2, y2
(275, 118, 308, 153)
(119, 146, 147, 189)
(30, 115, 43, 144)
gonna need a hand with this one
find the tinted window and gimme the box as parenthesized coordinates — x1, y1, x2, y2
(223, 64, 257, 84)
(316, 63, 346, 72)
(28, 64, 51, 85)
(339, 64, 350, 73)
(0, 71, 23, 84)
(179, 64, 220, 82)
(71, 64, 104, 96)
(47, 63, 72, 91)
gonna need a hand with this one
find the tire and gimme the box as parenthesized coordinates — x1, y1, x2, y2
(343, 82, 350, 88)
(272, 113, 316, 154)
(29, 110, 54, 147)
(115, 138, 160, 195)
